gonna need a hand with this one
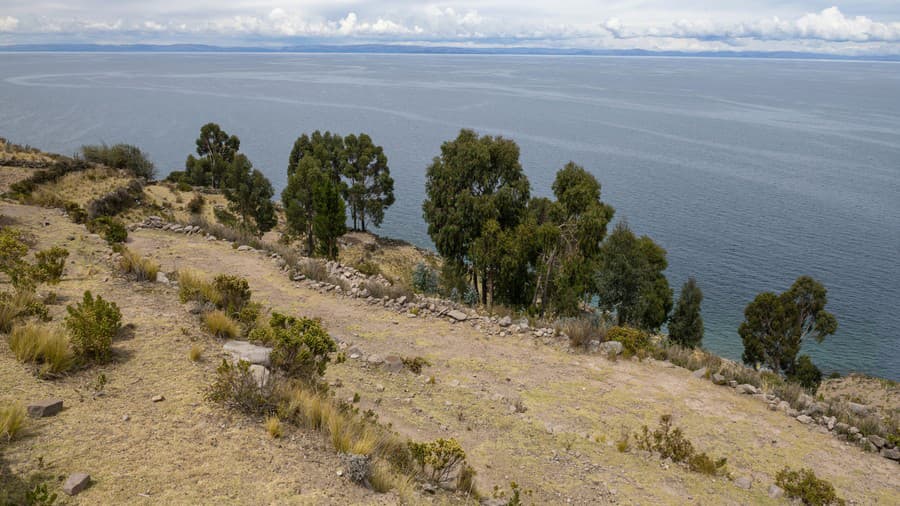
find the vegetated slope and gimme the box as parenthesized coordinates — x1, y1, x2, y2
(0, 202, 395, 505)
(125, 224, 900, 504)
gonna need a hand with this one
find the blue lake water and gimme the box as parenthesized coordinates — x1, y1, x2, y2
(1, 53, 898, 380)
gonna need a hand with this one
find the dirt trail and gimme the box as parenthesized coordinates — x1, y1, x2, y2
(0, 203, 394, 505)
(127, 227, 900, 505)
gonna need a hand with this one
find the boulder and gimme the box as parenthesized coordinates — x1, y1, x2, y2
(498, 316, 512, 327)
(27, 399, 63, 418)
(776, 401, 791, 413)
(880, 447, 900, 461)
(868, 434, 887, 449)
(711, 373, 727, 385)
(249, 365, 270, 388)
(62, 473, 91, 496)
(383, 355, 404, 373)
(367, 354, 384, 365)
(237, 245, 252, 252)
(223, 340, 272, 367)
(734, 476, 752, 490)
(447, 310, 468, 322)
(692, 367, 708, 379)
(806, 402, 827, 416)
(768, 484, 784, 499)
(796, 415, 814, 424)
(598, 341, 623, 356)
(736, 384, 759, 395)
(847, 402, 869, 416)
(834, 422, 850, 433)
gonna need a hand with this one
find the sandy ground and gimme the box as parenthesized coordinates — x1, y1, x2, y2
(117, 221, 900, 505)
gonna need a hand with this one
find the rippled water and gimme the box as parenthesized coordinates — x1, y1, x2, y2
(1, 53, 898, 379)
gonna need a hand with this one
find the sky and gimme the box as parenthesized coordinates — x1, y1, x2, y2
(2, 1, 900, 54)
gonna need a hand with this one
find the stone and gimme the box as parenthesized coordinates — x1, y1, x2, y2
(768, 484, 784, 499)
(806, 402, 827, 416)
(223, 340, 272, 367)
(396, 296, 407, 305)
(27, 399, 63, 418)
(869, 434, 887, 448)
(375, 384, 385, 392)
(881, 447, 900, 461)
(825, 416, 836, 431)
(249, 365, 270, 388)
(796, 415, 813, 424)
(157, 272, 170, 284)
(692, 367, 708, 379)
(62, 473, 91, 496)
(447, 310, 468, 322)
(734, 476, 752, 490)
(797, 393, 815, 409)
(712, 373, 727, 385)
(383, 355, 404, 373)
(151, 395, 165, 402)
(598, 341, 623, 356)
(237, 245, 252, 252)
(735, 384, 758, 395)
(847, 402, 869, 416)
(727, 380, 738, 388)
(367, 354, 384, 365)
(849, 426, 860, 436)
(834, 422, 849, 433)
(498, 316, 512, 327)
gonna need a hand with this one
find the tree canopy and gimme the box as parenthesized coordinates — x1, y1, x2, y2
(343, 133, 395, 232)
(668, 277, 704, 348)
(185, 123, 240, 187)
(282, 156, 324, 255)
(739, 275, 837, 377)
(222, 153, 277, 234)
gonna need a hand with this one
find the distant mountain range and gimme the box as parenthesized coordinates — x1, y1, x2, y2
(2, 43, 899, 61)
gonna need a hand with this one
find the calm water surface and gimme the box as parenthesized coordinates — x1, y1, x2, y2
(1, 53, 898, 379)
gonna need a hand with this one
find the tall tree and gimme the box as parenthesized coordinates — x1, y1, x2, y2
(282, 156, 324, 255)
(343, 133, 395, 231)
(668, 277, 704, 348)
(739, 276, 837, 377)
(422, 129, 530, 304)
(222, 154, 276, 234)
(185, 123, 240, 187)
(287, 131, 344, 184)
(595, 221, 673, 331)
(312, 177, 347, 260)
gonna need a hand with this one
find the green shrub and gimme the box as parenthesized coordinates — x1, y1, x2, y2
(268, 312, 337, 382)
(86, 216, 127, 244)
(0, 227, 32, 291)
(411, 262, 439, 294)
(354, 259, 381, 277)
(791, 355, 823, 392)
(32, 247, 69, 285)
(205, 359, 275, 414)
(87, 180, 144, 218)
(8, 323, 73, 376)
(65, 290, 121, 363)
(80, 143, 155, 179)
(635, 415, 727, 476)
(607, 326, 651, 355)
(408, 438, 467, 484)
(204, 310, 239, 339)
(25, 482, 58, 506)
(64, 201, 88, 224)
(0, 401, 27, 441)
(402, 356, 431, 374)
(775, 467, 845, 506)
(187, 194, 205, 214)
(177, 269, 221, 306)
(213, 274, 251, 314)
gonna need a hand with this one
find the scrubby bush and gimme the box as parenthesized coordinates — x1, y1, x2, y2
(0, 401, 27, 441)
(268, 312, 337, 382)
(775, 467, 844, 506)
(32, 247, 69, 285)
(80, 143, 155, 179)
(354, 259, 381, 277)
(187, 194, 205, 214)
(0, 291, 49, 333)
(607, 326, 651, 355)
(9, 158, 90, 198)
(64, 201, 88, 224)
(408, 438, 467, 484)
(86, 216, 127, 244)
(65, 291, 121, 363)
(118, 248, 159, 282)
(558, 314, 609, 348)
(791, 355, 823, 392)
(363, 279, 412, 301)
(412, 262, 439, 294)
(213, 274, 251, 314)
(8, 323, 73, 376)
(205, 359, 275, 414)
(402, 356, 431, 374)
(87, 179, 144, 218)
(204, 310, 239, 339)
(635, 415, 727, 476)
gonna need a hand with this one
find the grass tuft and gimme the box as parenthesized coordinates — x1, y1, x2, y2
(0, 402, 27, 441)
(8, 323, 73, 376)
(118, 248, 159, 282)
(265, 415, 283, 439)
(204, 310, 239, 339)
(188, 344, 203, 362)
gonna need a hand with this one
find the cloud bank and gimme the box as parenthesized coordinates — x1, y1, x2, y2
(1, 2, 899, 55)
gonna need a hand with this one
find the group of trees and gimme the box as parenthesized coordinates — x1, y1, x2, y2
(281, 131, 395, 258)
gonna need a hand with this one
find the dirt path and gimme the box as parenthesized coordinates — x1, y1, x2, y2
(128, 227, 900, 505)
(0, 203, 396, 505)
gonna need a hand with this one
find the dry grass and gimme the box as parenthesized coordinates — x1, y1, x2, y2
(0, 291, 42, 333)
(203, 311, 239, 339)
(188, 344, 203, 362)
(7, 323, 73, 376)
(362, 279, 413, 301)
(29, 167, 132, 207)
(178, 269, 222, 306)
(118, 248, 159, 282)
(557, 315, 610, 348)
(0, 402, 27, 441)
(265, 415, 283, 439)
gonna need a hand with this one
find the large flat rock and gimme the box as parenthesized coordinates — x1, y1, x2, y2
(223, 340, 272, 367)
(27, 399, 63, 418)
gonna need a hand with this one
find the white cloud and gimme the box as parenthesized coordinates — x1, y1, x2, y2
(0, 15, 19, 31)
